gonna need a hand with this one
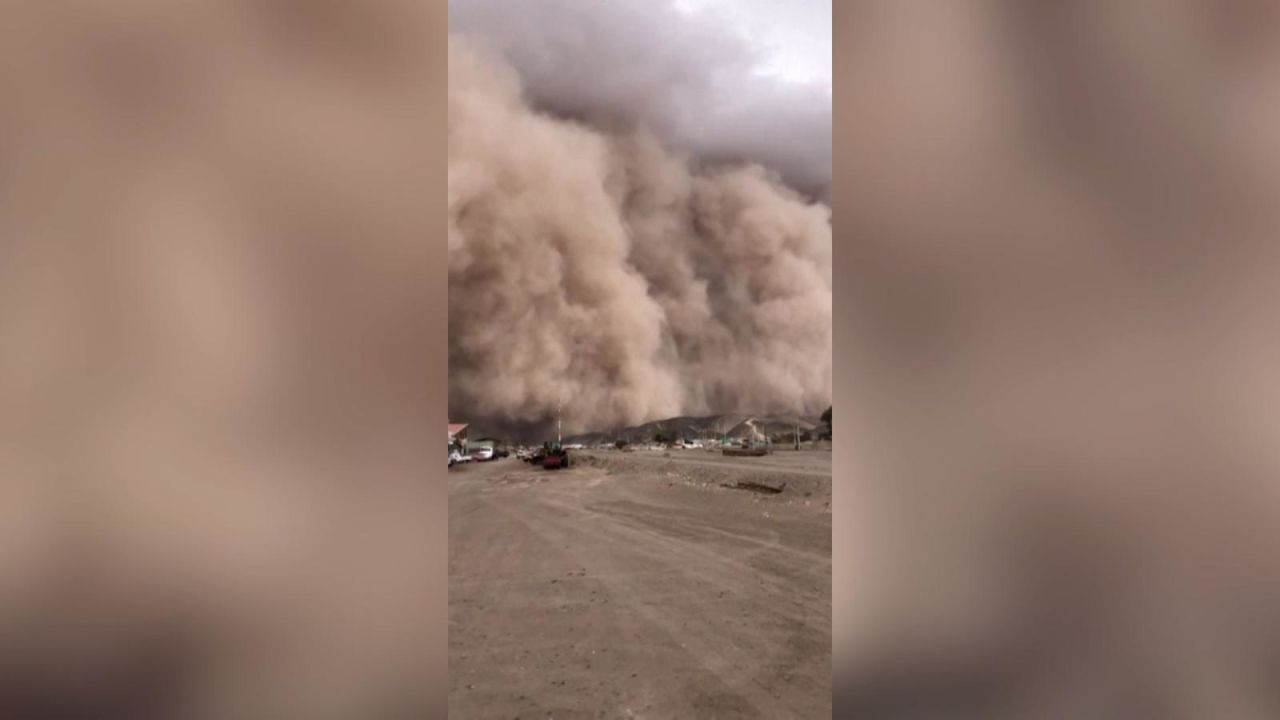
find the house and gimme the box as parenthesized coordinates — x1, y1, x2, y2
(448, 423, 469, 452)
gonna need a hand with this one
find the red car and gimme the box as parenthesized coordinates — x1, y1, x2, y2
(542, 447, 569, 469)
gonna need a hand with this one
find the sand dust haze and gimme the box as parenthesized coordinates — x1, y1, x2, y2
(448, 36, 832, 433)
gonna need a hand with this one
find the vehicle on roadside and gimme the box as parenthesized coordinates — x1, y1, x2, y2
(543, 445, 570, 470)
(722, 439, 769, 456)
(450, 446, 466, 466)
(473, 446, 495, 462)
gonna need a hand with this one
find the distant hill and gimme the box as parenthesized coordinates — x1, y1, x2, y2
(563, 412, 824, 446)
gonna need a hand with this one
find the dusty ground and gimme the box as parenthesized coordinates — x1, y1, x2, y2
(448, 449, 831, 719)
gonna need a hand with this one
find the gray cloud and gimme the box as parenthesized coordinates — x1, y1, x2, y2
(448, 0, 832, 200)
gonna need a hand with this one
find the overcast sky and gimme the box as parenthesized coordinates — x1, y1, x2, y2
(673, 0, 831, 86)
(449, 0, 832, 200)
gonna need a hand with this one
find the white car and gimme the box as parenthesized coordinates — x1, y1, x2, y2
(473, 446, 494, 461)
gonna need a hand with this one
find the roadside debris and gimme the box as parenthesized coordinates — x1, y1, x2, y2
(722, 445, 769, 457)
(719, 480, 786, 494)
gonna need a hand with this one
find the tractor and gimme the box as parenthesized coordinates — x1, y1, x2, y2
(541, 442, 570, 470)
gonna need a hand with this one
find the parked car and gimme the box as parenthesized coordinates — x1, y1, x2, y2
(474, 446, 495, 461)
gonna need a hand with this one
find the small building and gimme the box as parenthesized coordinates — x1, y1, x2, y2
(448, 423, 469, 452)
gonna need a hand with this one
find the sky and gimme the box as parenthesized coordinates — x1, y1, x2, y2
(672, 0, 832, 86)
(448, 0, 832, 201)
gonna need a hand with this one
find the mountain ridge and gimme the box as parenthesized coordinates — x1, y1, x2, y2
(562, 412, 826, 446)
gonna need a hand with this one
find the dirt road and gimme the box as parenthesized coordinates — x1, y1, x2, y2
(449, 453, 831, 718)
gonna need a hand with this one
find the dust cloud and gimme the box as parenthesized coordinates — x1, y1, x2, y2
(449, 37, 832, 435)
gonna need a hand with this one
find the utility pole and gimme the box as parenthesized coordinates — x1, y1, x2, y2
(557, 397, 562, 446)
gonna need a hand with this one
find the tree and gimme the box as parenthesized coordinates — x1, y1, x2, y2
(615, 439, 628, 450)
(821, 406, 832, 426)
